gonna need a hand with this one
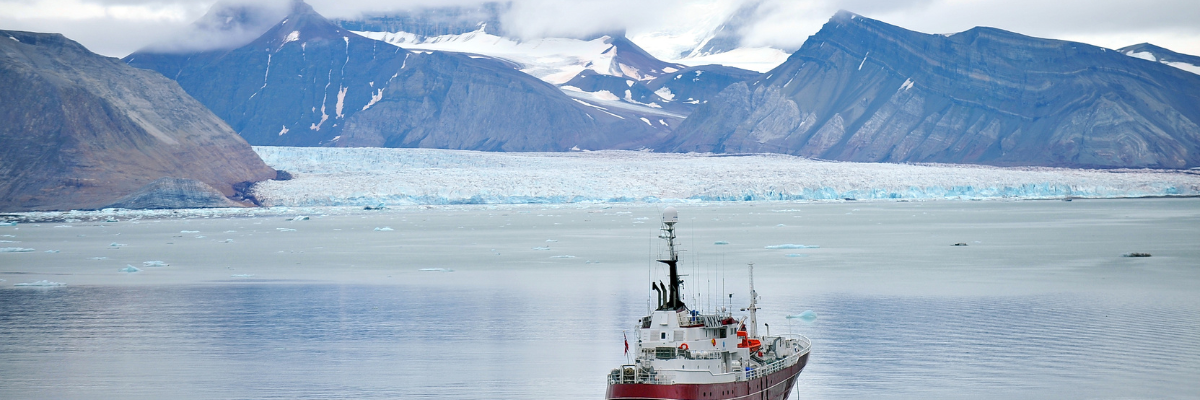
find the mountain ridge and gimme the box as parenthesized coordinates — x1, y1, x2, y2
(665, 11, 1200, 169)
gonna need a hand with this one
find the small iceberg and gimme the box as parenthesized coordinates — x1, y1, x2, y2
(776, 224, 786, 227)
(785, 253, 807, 258)
(787, 310, 818, 322)
(419, 268, 454, 272)
(551, 255, 576, 258)
(531, 246, 550, 250)
(291, 216, 309, 221)
(119, 265, 141, 273)
(142, 261, 168, 267)
(1, 247, 35, 252)
(230, 274, 255, 277)
(374, 227, 394, 231)
(90, 257, 108, 260)
(546, 239, 558, 242)
(276, 228, 296, 232)
(181, 230, 199, 233)
(109, 243, 127, 247)
(714, 241, 729, 245)
(0, 221, 16, 226)
(765, 244, 819, 249)
(105, 218, 118, 223)
(15, 280, 66, 287)
(44, 250, 59, 253)
(1122, 252, 1152, 257)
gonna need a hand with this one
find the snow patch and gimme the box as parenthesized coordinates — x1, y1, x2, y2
(1125, 51, 1157, 62)
(363, 88, 384, 110)
(900, 78, 914, 91)
(654, 87, 675, 101)
(335, 86, 348, 119)
(639, 117, 653, 126)
(283, 30, 300, 45)
(278, 125, 289, 136)
(858, 52, 869, 70)
(1165, 61, 1200, 75)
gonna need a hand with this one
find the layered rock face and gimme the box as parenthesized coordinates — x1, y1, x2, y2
(125, 1, 661, 151)
(667, 11, 1200, 168)
(0, 30, 276, 212)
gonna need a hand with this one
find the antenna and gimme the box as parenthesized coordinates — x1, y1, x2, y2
(655, 207, 685, 310)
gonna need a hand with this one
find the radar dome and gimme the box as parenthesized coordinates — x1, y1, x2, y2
(663, 207, 678, 224)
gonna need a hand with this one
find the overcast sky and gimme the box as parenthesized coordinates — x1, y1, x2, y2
(1, 0, 1197, 58)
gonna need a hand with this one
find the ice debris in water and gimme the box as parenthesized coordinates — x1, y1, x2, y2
(551, 255, 576, 258)
(765, 244, 819, 249)
(532, 246, 551, 250)
(292, 216, 309, 221)
(374, 227, 394, 231)
(277, 228, 296, 232)
(0, 221, 16, 226)
(785, 253, 807, 258)
(419, 268, 453, 272)
(231, 274, 255, 277)
(120, 265, 141, 273)
(15, 280, 66, 287)
(714, 241, 729, 245)
(181, 230, 199, 233)
(91, 257, 108, 260)
(45, 250, 59, 253)
(142, 261, 168, 267)
(109, 243, 126, 247)
(787, 310, 818, 322)
(546, 239, 557, 242)
(777, 224, 786, 227)
(1, 247, 35, 252)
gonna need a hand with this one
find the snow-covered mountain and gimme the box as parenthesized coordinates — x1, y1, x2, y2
(124, 0, 668, 151)
(1119, 43, 1200, 75)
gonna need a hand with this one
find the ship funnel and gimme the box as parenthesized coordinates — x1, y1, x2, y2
(662, 207, 678, 225)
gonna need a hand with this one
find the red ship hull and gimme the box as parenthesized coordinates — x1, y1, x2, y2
(606, 353, 808, 400)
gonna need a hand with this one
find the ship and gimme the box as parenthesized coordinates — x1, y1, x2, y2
(606, 207, 811, 400)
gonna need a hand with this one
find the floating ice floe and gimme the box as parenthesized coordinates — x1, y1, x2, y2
(546, 239, 557, 242)
(531, 246, 551, 250)
(194, 235, 206, 239)
(551, 255, 576, 258)
(231, 274, 255, 277)
(374, 227, 394, 231)
(54, 225, 72, 228)
(142, 261, 168, 267)
(109, 243, 126, 247)
(221, 239, 233, 243)
(1, 247, 35, 252)
(91, 257, 108, 260)
(765, 244, 819, 249)
(785, 254, 807, 258)
(120, 265, 141, 273)
(14, 280, 66, 287)
(181, 230, 199, 233)
(44, 250, 59, 253)
(0, 240, 16, 243)
(292, 216, 309, 221)
(419, 268, 454, 272)
(787, 310, 818, 322)
(0, 222, 16, 226)
(276, 228, 296, 232)
(776, 224, 786, 227)
(714, 241, 729, 245)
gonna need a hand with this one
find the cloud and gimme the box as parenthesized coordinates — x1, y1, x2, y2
(2, 0, 1198, 58)
(137, 0, 291, 54)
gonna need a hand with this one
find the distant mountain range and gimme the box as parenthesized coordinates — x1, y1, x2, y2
(0, 30, 275, 212)
(666, 11, 1200, 168)
(125, 1, 669, 151)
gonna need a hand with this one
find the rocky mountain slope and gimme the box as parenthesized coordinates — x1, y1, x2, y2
(125, 1, 664, 151)
(0, 30, 276, 212)
(666, 11, 1200, 169)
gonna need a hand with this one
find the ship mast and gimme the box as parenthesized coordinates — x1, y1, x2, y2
(656, 207, 685, 311)
(747, 263, 759, 337)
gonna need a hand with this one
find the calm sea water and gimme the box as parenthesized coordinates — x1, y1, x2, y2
(1, 199, 1198, 399)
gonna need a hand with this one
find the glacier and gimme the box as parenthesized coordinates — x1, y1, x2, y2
(250, 147, 1200, 207)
